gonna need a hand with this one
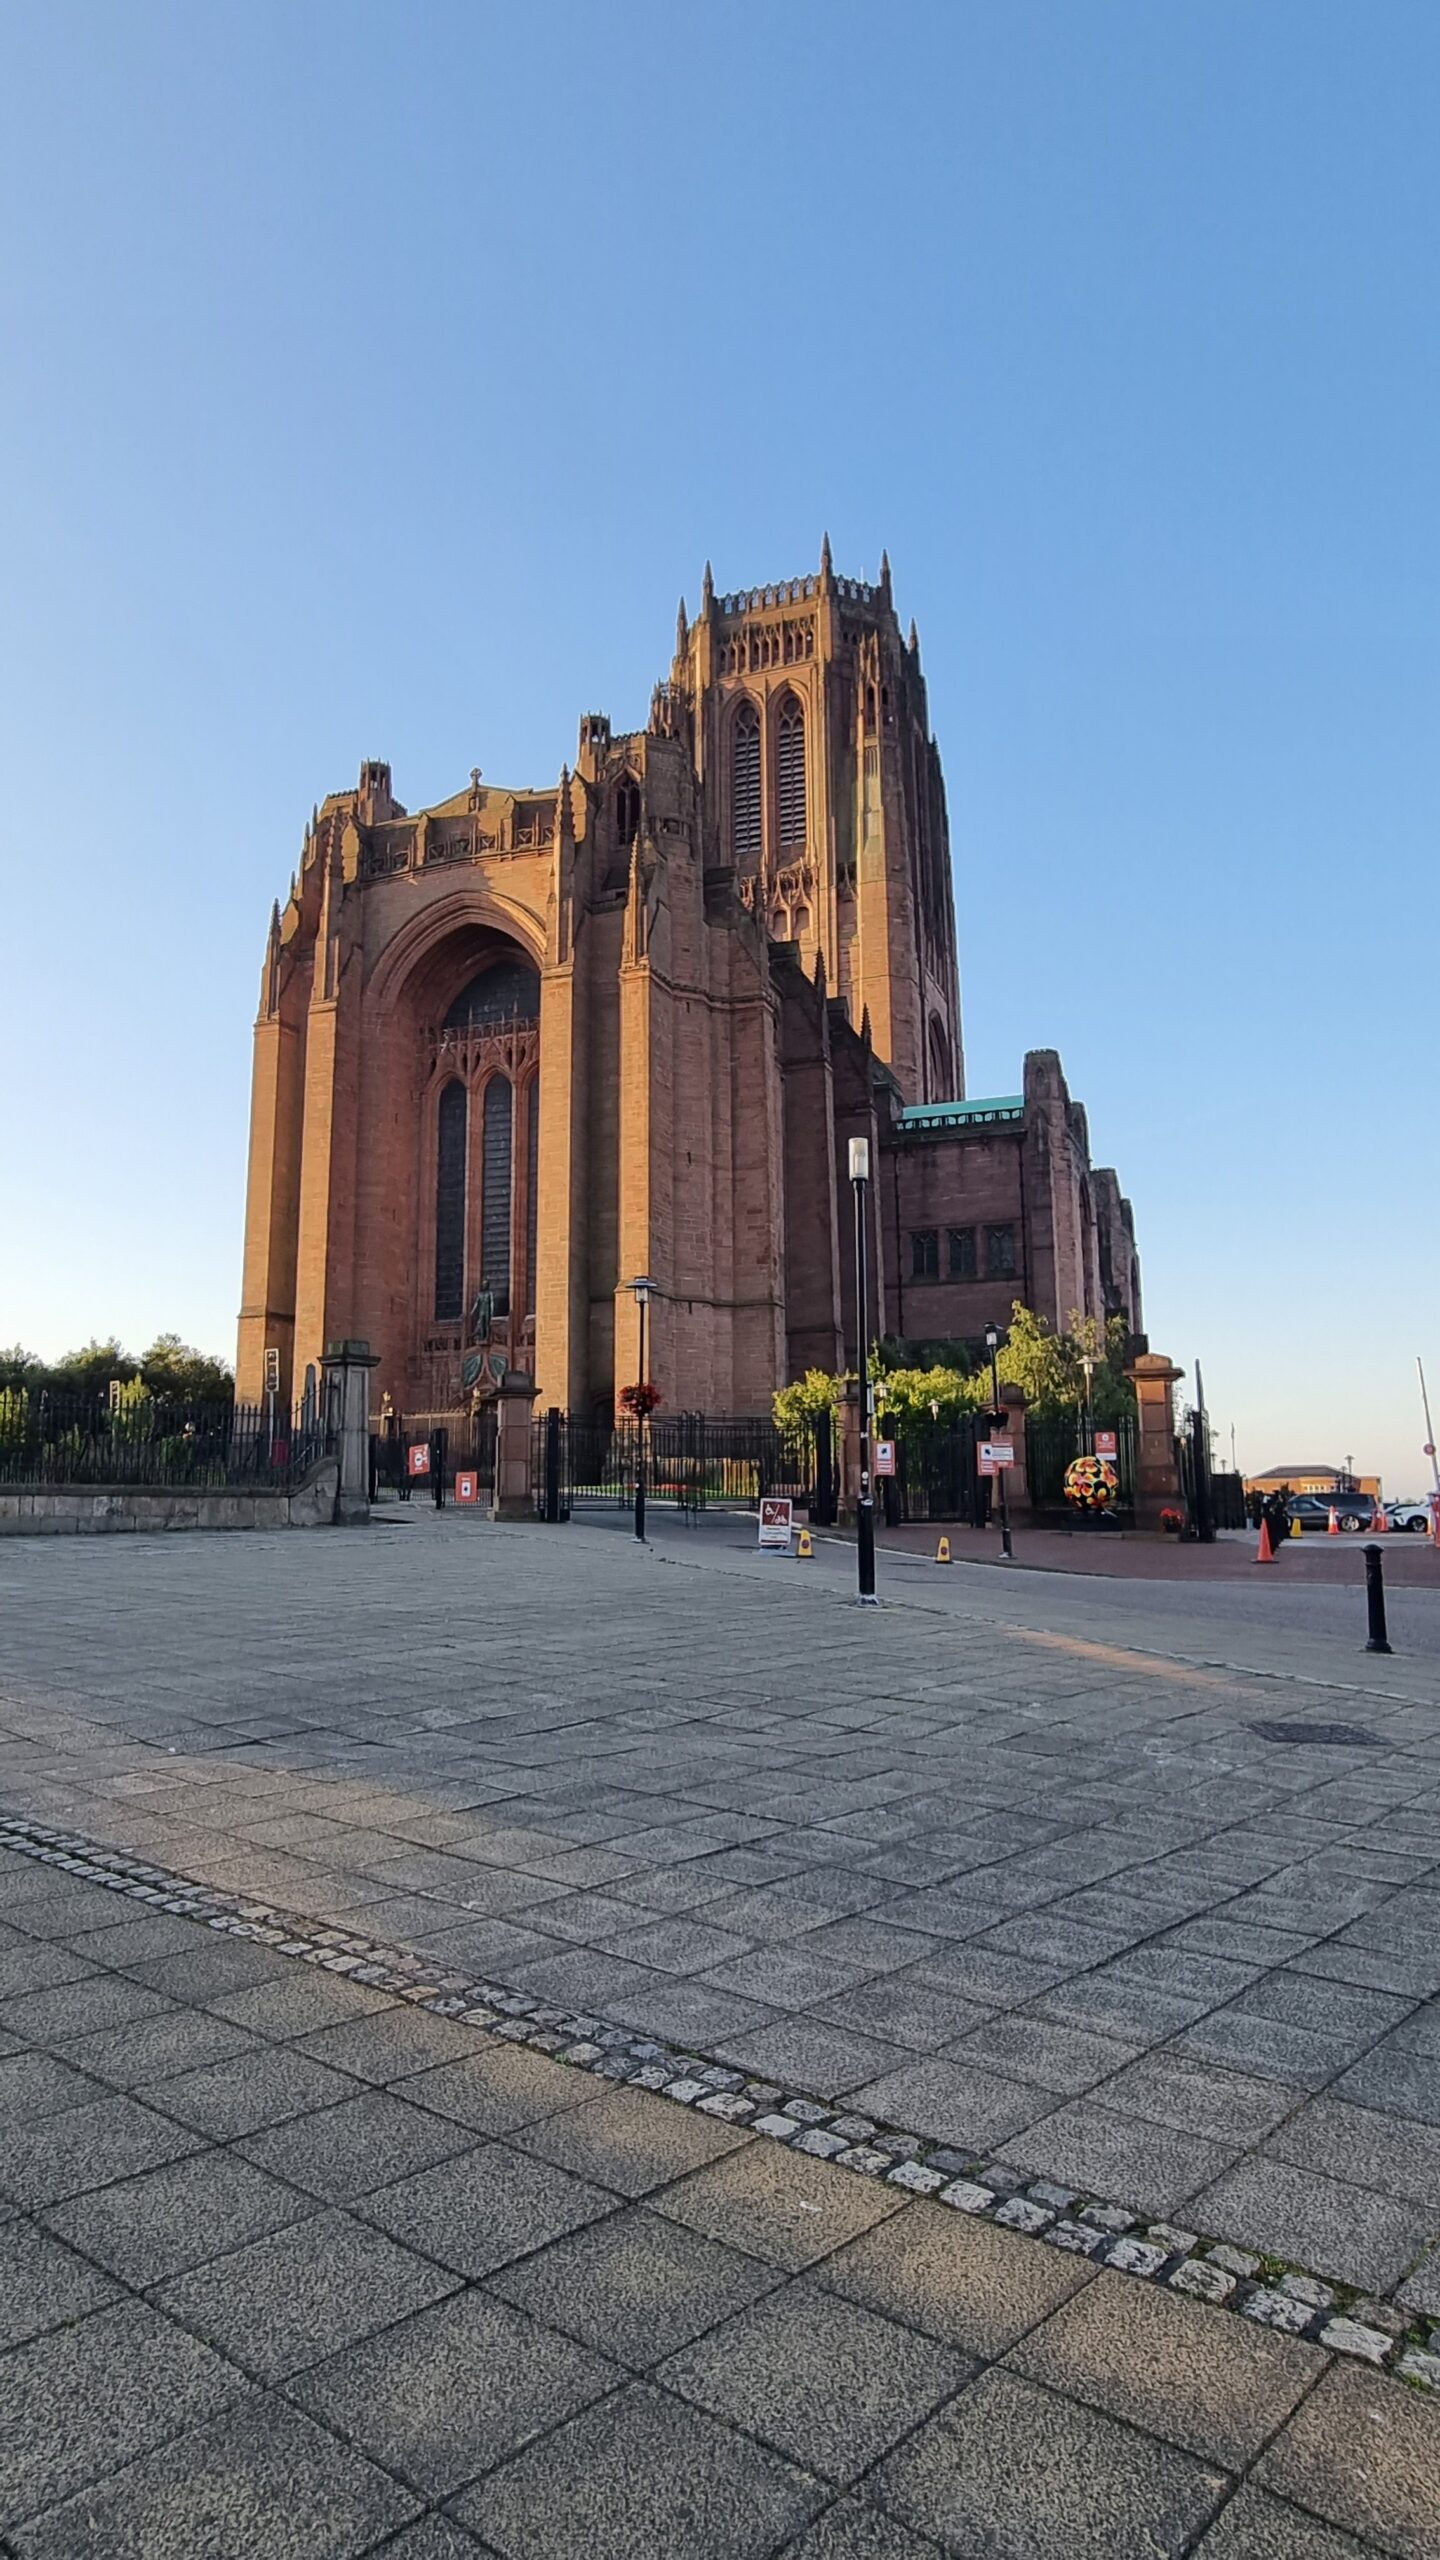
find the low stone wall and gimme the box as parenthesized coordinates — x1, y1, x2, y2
(0, 1458, 340, 1536)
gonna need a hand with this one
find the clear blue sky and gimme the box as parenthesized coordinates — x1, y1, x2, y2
(2, 0, 1437, 1489)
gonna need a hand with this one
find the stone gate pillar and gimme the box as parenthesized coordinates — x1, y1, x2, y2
(1126, 1353, 1186, 1530)
(490, 1374, 540, 1521)
(321, 1339, 379, 1527)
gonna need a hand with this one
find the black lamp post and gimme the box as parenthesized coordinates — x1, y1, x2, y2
(984, 1321, 1014, 1561)
(849, 1138, 878, 1603)
(630, 1274, 654, 1542)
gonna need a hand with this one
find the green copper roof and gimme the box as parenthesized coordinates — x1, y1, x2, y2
(898, 1095, 1024, 1129)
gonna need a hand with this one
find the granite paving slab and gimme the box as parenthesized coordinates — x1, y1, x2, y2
(866, 2364, 1228, 2557)
(452, 2379, 827, 2560)
(484, 2203, 784, 2369)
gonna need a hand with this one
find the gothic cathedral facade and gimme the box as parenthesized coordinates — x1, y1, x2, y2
(238, 546, 1138, 1417)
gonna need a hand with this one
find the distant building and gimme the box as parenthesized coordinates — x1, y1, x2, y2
(1245, 1464, 1382, 1501)
(238, 547, 1142, 1416)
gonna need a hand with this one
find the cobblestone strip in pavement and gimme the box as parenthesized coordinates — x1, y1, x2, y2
(5, 1814, 1435, 2404)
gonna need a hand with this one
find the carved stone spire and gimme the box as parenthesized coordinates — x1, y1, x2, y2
(908, 617, 920, 658)
(701, 559, 714, 611)
(879, 548, 892, 600)
(261, 900, 282, 1017)
(622, 835, 648, 964)
(676, 594, 688, 654)
(549, 764, 574, 965)
(819, 529, 833, 579)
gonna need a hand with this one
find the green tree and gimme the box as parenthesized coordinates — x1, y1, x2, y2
(993, 1304, 1134, 1418)
(872, 1363, 981, 1433)
(0, 1346, 42, 1393)
(139, 1334, 235, 1405)
(50, 1338, 138, 1398)
(773, 1368, 848, 1436)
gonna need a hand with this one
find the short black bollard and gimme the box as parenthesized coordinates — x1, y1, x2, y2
(1364, 1543, 1392, 1654)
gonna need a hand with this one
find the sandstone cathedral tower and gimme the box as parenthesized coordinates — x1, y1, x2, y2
(239, 545, 1138, 1419)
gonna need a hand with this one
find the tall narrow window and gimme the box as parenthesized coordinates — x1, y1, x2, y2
(434, 1081, 467, 1320)
(525, 1081, 539, 1317)
(777, 697, 806, 848)
(482, 1076, 514, 1312)
(985, 1224, 1016, 1280)
(732, 702, 761, 864)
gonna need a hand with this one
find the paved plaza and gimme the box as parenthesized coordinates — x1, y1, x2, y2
(2, 1513, 1439, 2551)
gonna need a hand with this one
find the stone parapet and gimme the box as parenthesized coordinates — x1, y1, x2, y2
(0, 1459, 339, 1537)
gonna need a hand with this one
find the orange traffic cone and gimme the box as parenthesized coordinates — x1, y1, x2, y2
(1373, 1501, 1389, 1533)
(1327, 1506, 1339, 1535)
(1256, 1516, 1274, 1563)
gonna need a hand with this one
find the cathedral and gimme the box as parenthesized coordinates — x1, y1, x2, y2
(237, 544, 1140, 1417)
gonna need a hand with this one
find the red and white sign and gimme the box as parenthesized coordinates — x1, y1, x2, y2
(874, 1441, 897, 1478)
(406, 1441, 431, 1477)
(1094, 1430, 1118, 1461)
(979, 1440, 1015, 1475)
(454, 1472, 478, 1505)
(758, 1497, 794, 1550)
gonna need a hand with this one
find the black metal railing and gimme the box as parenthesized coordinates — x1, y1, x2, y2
(0, 1393, 333, 1492)
(1025, 1411, 1138, 1516)
(369, 1408, 497, 1503)
(532, 1410, 829, 1523)
(875, 1413, 981, 1526)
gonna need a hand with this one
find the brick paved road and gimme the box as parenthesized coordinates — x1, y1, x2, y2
(2, 1846, 1437, 2556)
(0, 1514, 1438, 2320)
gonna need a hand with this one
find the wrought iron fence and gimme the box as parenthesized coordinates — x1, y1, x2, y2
(369, 1408, 497, 1502)
(1207, 1470, 1248, 1531)
(532, 1410, 831, 1523)
(0, 1393, 333, 1491)
(1025, 1411, 1137, 1516)
(876, 1413, 981, 1525)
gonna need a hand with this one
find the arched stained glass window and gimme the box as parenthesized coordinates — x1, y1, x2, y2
(434, 1080, 467, 1320)
(776, 697, 806, 849)
(482, 1076, 513, 1313)
(732, 701, 761, 864)
(444, 960, 540, 1029)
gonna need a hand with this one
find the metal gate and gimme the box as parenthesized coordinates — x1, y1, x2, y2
(369, 1407, 497, 1504)
(877, 1414, 981, 1524)
(1024, 1412, 1137, 1518)
(532, 1410, 832, 1524)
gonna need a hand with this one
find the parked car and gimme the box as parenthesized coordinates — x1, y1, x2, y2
(1385, 1499, 1435, 1534)
(1285, 1492, 1372, 1533)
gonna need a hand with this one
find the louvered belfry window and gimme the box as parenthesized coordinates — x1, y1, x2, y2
(482, 1076, 514, 1311)
(434, 1080, 467, 1321)
(732, 702, 761, 863)
(777, 698, 806, 848)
